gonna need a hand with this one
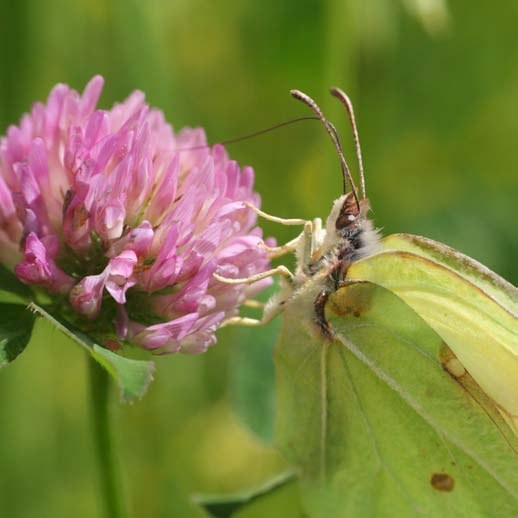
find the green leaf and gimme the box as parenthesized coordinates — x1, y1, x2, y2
(230, 318, 280, 443)
(229, 281, 281, 442)
(0, 265, 33, 302)
(193, 471, 298, 518)
(276, 281, 518, 517)
(29, 303, 155, 402)
(348, 234, 518, 431)
(91, 344, 155, 402)
(0, 303, 36, 366)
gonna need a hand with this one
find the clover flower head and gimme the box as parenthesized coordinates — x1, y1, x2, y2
(0, 76, 273, 353)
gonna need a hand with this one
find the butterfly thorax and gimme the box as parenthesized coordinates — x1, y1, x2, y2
(300, 193, 380, 285)
(282, 193, 380, 337)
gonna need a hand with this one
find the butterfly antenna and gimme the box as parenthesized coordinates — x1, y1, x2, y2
(174, 116, 320, 151)
(329, 87, 366, 200)
(290, 89, 360, 211)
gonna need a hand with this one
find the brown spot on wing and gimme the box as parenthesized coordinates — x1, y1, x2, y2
(439, 345, 467, 379)
(430, 472, 455, 492)
(327, 280, 375, 318)
(439, 344, 518, 451)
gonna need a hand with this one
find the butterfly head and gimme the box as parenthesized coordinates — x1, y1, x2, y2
(328, 192, 370, 237)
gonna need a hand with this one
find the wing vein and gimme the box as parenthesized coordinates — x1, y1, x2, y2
(340, 347, 422, 512)
(335, 333, 518, 499)
(320, 343, 329, 484)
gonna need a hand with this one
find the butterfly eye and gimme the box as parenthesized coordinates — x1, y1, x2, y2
(335, 212, 356, 230)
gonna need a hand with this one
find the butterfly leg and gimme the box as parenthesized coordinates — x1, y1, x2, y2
(215, 267, 292, 328)
(311, 218, 322, 251)
(221, 286, 288, 327)
(245, 202, 322, 261)
(242, 299, 265, 309)
(259, 235, 301, 259)
(214, 265, 294, 285)
(297, 218, 325, 276)
(244, 201, 308, 226)
(221, 299, 285, 328)
(300, 221, 316, 273)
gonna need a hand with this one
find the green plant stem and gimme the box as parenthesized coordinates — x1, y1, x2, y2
(88, 356, 126, 518)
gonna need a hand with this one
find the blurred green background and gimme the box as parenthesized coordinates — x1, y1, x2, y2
(0, 1, 516, 517)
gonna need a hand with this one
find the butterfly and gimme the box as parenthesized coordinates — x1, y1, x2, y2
(214, 88, 382, 337)
(214, 87, 517, 426)
(214, 87, 518, 513)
